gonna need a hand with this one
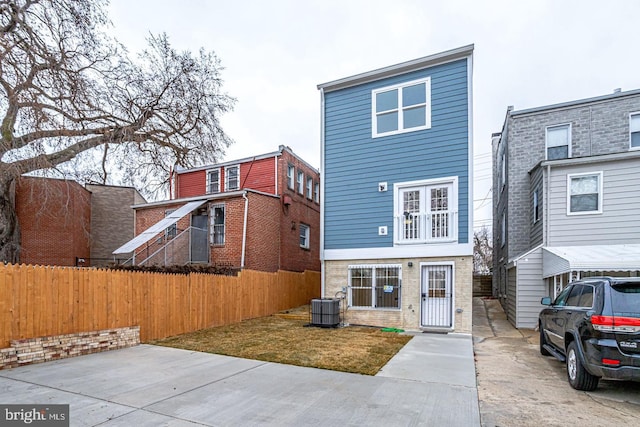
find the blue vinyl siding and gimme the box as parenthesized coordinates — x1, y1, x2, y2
(324, 58, 469, 249)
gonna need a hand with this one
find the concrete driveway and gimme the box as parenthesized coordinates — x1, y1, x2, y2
(0, 334, 480, 426)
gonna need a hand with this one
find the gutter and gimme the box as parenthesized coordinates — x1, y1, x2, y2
(241, 191, 248, 268)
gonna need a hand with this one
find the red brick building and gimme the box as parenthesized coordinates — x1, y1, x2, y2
(15, 177, 91, 266)
(117, 146, 320, 272)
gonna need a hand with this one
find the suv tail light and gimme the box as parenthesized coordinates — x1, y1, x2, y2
(591, 315, 640, 333)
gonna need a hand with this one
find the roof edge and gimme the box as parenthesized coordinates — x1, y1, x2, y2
(510, 88, 640, 117)
(317, 44, 474, 92)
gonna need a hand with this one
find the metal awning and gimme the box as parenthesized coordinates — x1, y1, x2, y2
(542, 245, 640, 278)
(113, 199, 208, 254)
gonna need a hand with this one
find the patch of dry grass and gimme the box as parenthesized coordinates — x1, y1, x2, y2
(151, 311, 412, 376)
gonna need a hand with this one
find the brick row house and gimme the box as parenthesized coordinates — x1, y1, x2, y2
(115, 146, 320, 273)
(493, 88, 640, 328)
(15, 177, 144, 267)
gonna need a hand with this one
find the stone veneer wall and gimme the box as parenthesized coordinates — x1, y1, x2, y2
(0, 326, 139, 370)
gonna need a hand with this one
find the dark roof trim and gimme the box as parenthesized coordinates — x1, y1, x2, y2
(317, 44, 474, 92)
(511, 88, 640, 117)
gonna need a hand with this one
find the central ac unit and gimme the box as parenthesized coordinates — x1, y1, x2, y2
(311, 298, 340, 327)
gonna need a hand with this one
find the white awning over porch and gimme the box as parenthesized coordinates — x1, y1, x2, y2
(113, 199, 208, 254)
(542, 245, 640, 278)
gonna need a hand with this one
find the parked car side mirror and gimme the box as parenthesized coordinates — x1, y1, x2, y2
(541, 297, 552, 306)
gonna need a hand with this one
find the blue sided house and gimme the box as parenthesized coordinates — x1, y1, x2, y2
(318, 45, 474, 333)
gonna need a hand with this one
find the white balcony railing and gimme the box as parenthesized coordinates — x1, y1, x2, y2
(394, 211, 458, 244)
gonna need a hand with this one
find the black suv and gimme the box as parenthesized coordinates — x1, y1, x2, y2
(539, 277, 640, 391)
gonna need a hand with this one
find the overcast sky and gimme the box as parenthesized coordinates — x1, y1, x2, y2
(109, 0, 640, 228)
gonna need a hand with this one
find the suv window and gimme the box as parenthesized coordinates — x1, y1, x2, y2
(577, 286, 594, 308)
(554, 286, 572, 307)
(611, 282, 640, 317)
(566, 285, 584, 307)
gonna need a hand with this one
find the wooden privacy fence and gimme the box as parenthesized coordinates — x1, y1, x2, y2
(0, 263, 321, 348)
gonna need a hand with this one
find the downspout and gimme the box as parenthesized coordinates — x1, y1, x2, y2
(545, 164, 551, 245)
(320, 87, 326, 298)
(241, 191, 249, 269)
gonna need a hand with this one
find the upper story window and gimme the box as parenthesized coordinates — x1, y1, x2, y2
(394, 177, 457, 244)
(372, 77, 431, 138)
(546, 124, 571, 160)
(206, 168, 220, 194)
(314, 182, 320, 203)
(210, 204, 225, 245)
(533, 186, 541, 223)
(567, 172, 602, 215)
(225, 165, 239, 191)
(500, 151, 506, 188)
(630, 113, 640, 149)
(297, 170, 304, 194)
(299, 223, 310, 249)
(306, 177, 313, 199)
(287, 164, 295, 189)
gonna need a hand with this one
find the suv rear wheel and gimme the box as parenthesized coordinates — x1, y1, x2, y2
(566, 341, 599, 391)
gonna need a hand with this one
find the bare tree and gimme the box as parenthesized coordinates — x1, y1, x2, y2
(473, 226, 492, 274)
(0, 0, 235, 262)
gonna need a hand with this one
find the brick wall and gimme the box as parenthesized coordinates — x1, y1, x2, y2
(0, 326, 139, 370)
(16, 177, 91, 266)
(210, 197, 245, 267)
(86, 184, 145, 265)
(278, 151, 321, 272)
(244, 193, 281, 271)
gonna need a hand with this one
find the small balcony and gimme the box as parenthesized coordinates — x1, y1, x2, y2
(394, 211, 458, 244)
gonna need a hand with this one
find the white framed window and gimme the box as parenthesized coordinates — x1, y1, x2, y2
(287, 164, 295, 189)
(297, 170, 304, 194)
(501, 212, 505, 247)
(299, 223, 310, 249)
(630, 113, 640, 149)
(165, 209, 177, 239)
(533, 186, 541, 223)
(210, 204, 225, 245)
(206, 168, 221, 194)
(314, 182, 320, 203)
(348, 265, 401, 309)
(306, 177, 313, 199)
(546, 124, 571, 160)
(394, 177, 457, 244)
(372, 77, 431, 138)
(567, 172, 603, 215)
(225, 165, 239, 191)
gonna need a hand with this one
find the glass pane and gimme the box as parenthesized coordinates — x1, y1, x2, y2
(631, 115, 640, 133)
(352, 288, 372, 307)
(547, 125, 569, 147)
(570, 194, 598, 212)
(377, 111, 398, 133)
(403, 190, 420, 213)
(571, 176, 598, 195)
(403, 106, 426, 129)
(547, 146, 568, 160)
(402, 83, 426, 107)
(376, 90, 398, 112)
(632, 132, 640, 148)
(430, 187, 448, 211)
